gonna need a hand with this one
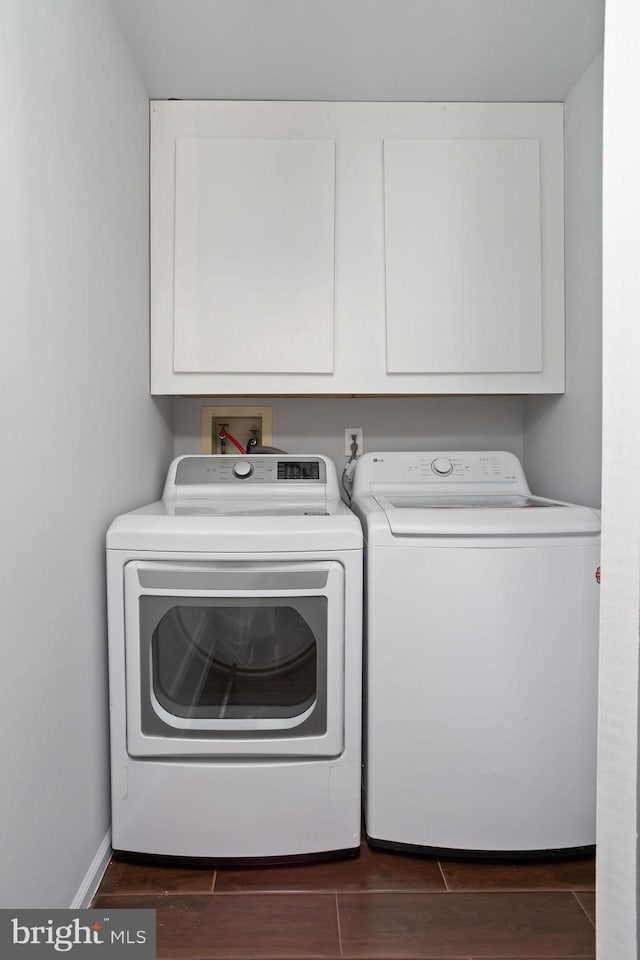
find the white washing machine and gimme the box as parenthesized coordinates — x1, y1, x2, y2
(106, 454, 362, 863)
(351, 450, 600, 857)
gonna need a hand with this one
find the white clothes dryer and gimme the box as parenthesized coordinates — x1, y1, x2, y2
(107, 454, 362, 863)
(351, 451, 600, 857)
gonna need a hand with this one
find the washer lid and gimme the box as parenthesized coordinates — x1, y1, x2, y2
(373, 494, 600, 536)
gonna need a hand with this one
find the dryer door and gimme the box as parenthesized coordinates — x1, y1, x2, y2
(124, 560, 345, 758)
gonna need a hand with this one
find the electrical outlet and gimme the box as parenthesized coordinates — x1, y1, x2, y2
(345, 428, 364, 457)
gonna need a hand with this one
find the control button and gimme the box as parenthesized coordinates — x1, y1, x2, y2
(431, 457, 453, 477)
(232, 460, 254, 479)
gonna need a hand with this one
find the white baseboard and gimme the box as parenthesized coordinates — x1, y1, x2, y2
(70, 830, 112, 909)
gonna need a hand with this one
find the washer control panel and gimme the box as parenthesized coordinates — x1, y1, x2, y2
(352, 451, 529, 498)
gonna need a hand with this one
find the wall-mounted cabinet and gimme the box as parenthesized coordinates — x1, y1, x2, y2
(151, 101, 564, 395)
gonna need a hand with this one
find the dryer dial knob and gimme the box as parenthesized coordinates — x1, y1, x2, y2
(431, 457, 453, 477)
(232, 460, 254, 479)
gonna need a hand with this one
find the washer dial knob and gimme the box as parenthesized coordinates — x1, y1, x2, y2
(431, 457, 453, 477)
(232, 460, 254, 479)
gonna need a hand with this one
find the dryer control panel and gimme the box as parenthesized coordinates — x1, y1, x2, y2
(164, 454, 339, 500)
(173, 456, 326, 485)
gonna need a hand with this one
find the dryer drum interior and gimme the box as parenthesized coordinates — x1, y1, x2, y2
(151, 604, 318, 719)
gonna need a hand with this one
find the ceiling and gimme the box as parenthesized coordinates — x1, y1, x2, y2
(107, 0, 605, 103)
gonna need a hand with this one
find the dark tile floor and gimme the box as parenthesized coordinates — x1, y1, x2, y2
(92, 842, 595, 959)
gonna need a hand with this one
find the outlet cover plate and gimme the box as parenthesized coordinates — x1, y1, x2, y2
(345, 428, 364, 456)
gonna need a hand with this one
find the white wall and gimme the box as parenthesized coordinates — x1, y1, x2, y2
(108, 0, 605, 104)
(597, 1, 640, 956)
(173, 396, 524, 467)
(523, 53, 603, 508)
(0, 0, 173, 907)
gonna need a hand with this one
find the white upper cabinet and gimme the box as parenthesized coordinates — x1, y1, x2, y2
(151, 101, 564, 395)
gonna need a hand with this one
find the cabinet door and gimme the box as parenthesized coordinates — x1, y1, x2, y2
(173, 137, 335, 376)
(383, 138, 543, 375)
